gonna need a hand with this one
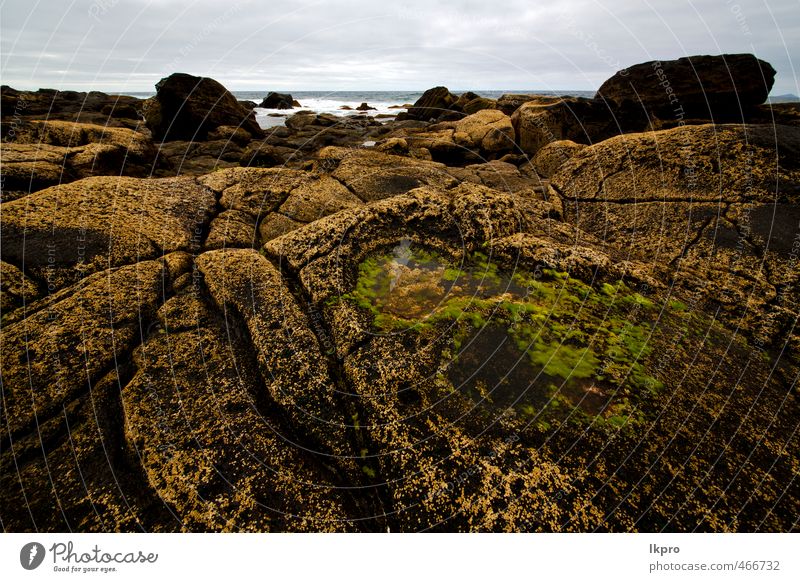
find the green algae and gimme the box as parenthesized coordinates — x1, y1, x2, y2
(337, 243, 684, 429)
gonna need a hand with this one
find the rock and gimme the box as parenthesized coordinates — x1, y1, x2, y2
(0, 259, 170, 438)
(198, 167, 311, 216)
(339, 105, 353, 110)
(0, 175, 216, 287)
(356, 102, 376, 111)
(532, 139, 586, 178)
(258, 212, 304, 241)
(0, 259, 193, 531)
(197, 249, 358, 455)
(383, 109, 516, 164)
(2, 152, 798, 532)
(239, 99, 258, 109)
(123, 296, 353, 531)
(285, 111, 339, 130)
(1, 85, 143, 128)
(277, 175, 362, 222)
(455, 160, 550, 201)
(0, 261, 39, 313)
(0, 120, 158, 195)
(204, 209, 258, 249)
(0, 144, 74, 195)
(207, 124, 253, 145)
(462, 96, 496, 115)
(240, 141, 289, 167)
(453, 109, 515, 154)
(196, 166, 365, 241)
(404, 86, 457, 121)
(510, 97, 645, 157)
(451, 91, 480, 111)
(451, 92, 496, 115)
(496, 93, 561, 115)
(144, 73, 262, 141)
(597, 54, 776, 118)
(260, 91, 295, 109)
(318, 146, 458, 201)
(2, 90, 799, 534)
(551, 122, 800, 343)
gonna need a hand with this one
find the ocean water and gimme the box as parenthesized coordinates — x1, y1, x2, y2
(124, 89, 596, 129)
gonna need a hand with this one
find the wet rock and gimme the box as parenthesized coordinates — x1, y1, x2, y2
(551, 122, 800, 345)
(144, 73, 262, 141)
(260, 91, 295, 110)
(356, 102, 376, 111)
(123, 291, 354, 531)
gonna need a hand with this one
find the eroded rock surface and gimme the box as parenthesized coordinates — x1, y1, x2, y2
(2, 60, 799, 534)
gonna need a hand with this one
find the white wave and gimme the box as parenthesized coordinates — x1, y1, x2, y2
(252, 97, 409, 129)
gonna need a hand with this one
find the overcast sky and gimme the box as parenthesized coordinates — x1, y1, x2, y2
(1, 0, 798, 94)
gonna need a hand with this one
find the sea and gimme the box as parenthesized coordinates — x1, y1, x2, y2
(124, 89, 597, 129)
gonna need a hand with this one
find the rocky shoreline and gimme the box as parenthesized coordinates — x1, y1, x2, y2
(1, 53, 798, 532)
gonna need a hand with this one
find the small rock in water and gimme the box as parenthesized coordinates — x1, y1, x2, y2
(259, 91, 295, 109)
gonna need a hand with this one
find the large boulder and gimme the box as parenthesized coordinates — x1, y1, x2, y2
(597, 54, 776, 118)
(259, 91, 295, 109)
(551, 122, 800, 345)
(511, 97, 645, 157)
(404, 86, 458, 121)
(144, 73, 263, 141)
(453, 109, 515, 154)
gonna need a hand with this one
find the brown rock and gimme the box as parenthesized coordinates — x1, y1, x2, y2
(144, 73, 263, 141)
(405, 86, 457, 121)
(532, 139, 586, 177)
(597, 54, 776, 117)
(0, 175, 215, 286)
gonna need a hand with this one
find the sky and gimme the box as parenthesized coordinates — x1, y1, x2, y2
(1, 0, 798, 94)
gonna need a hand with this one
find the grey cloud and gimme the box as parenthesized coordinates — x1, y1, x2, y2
(1, 0, 797, 93)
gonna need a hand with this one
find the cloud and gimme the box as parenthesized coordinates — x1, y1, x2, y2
(1, 0, 797, 93)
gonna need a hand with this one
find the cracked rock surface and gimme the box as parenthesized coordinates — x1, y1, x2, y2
(1, 113, 799, 533)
